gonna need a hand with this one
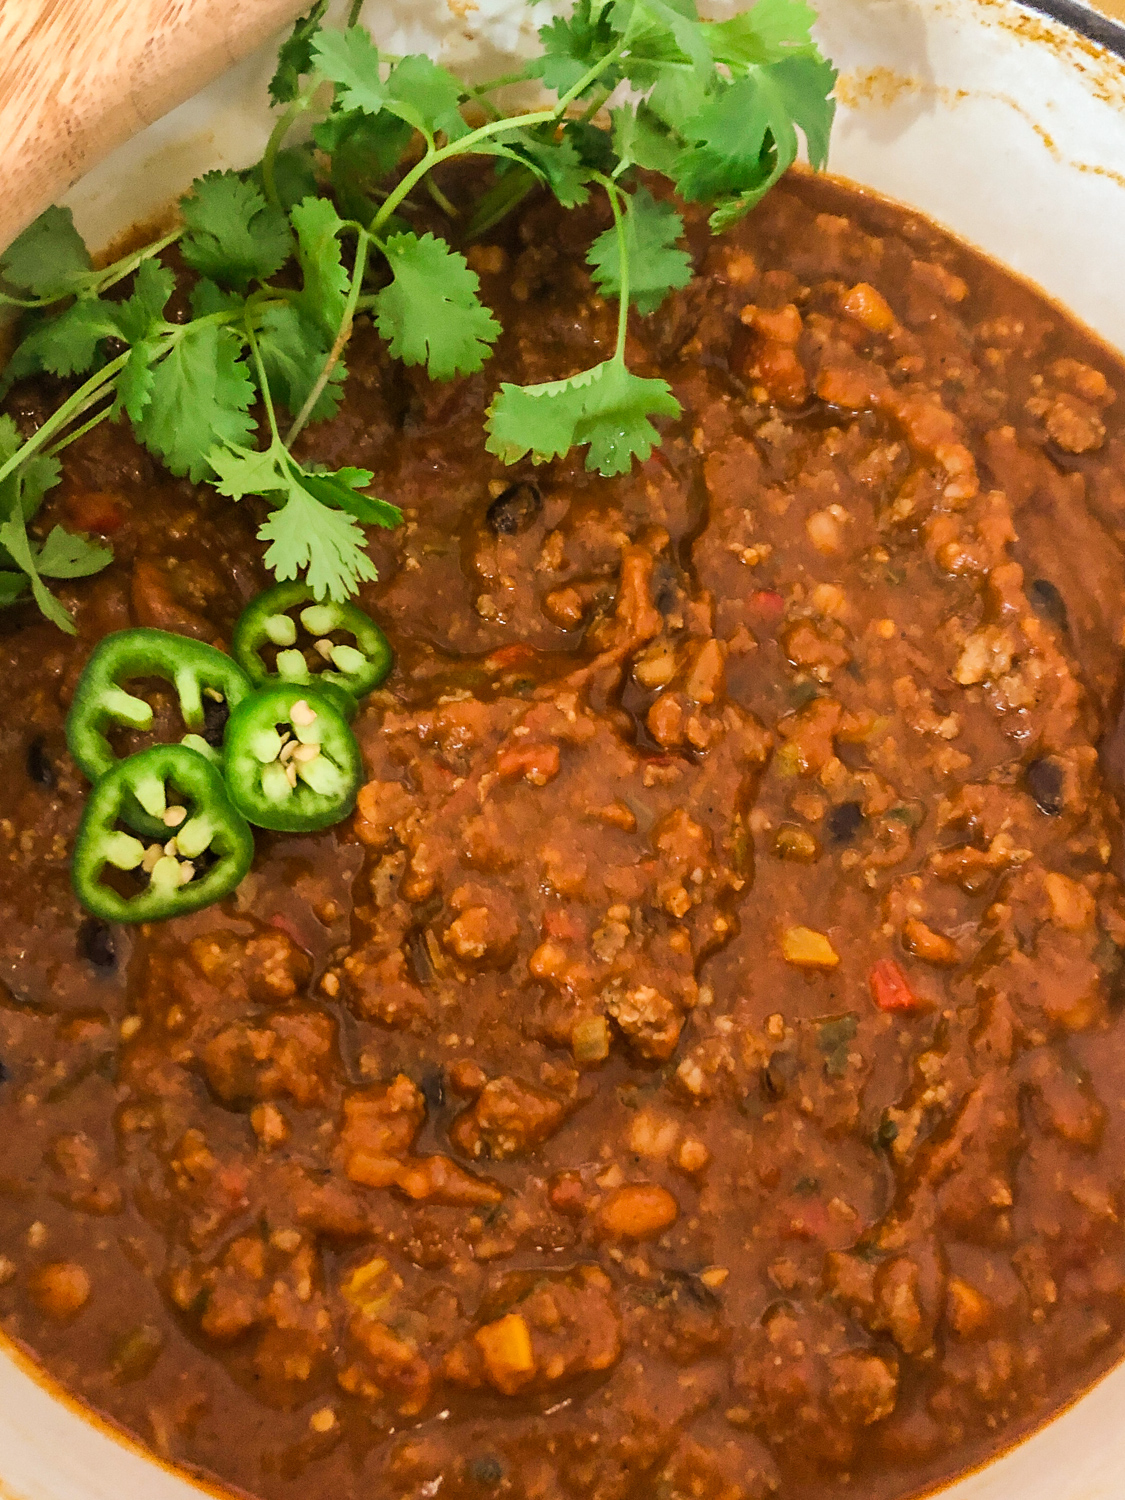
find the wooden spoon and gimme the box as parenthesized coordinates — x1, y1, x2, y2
(0, 0, 309, 251)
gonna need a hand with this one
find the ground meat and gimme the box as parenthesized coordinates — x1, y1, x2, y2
(3, 170, 1125, 1500)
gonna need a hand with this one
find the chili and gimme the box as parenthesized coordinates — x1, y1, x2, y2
(223, 684, 361, 832)
(71, 744, 253, 924)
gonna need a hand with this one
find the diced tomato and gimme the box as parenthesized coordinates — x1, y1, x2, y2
(869, 958, 923, 1012)
(749, 589, 785, 622)
(66, 490, 125, 534)
(487, 643, 538, 671)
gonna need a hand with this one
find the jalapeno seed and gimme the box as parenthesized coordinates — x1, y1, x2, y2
(264, 614, 298, 647)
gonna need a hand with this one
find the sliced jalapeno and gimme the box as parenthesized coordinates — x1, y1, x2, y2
(232, 581, 392, 715)
(66, 628, 252, 783)
(72, 745, 254, 925)
(223, 684, 362, 833)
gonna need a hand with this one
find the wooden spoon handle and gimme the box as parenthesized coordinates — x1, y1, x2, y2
(0, 0, 309, 251)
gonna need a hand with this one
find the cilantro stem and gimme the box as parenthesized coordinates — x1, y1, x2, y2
(43, 406, 116, 459)
(346, 0, 364, 25)
(0, 355, 129, 490)
(594, 173, 630, 362)
(285, 231, 370, 445)
(370, 39, 626, 238)
(425, 178, 459, 219)
(94, 228, 182, 298)
(246, 323, 284, 448)
(262, 81, 320, 210)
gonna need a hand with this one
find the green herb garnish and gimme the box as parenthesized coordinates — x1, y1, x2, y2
(0, 0, 836, 629)
(816, 1012, 858, 1077)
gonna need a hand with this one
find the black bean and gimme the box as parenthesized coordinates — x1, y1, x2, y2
(420, 1069, 445, 1111)
(1029, 578, 1069, 633)
(469, 1456, 504, 1486)
(761, 1050, 799, 1099)
(1026, 757, 1065, 816)
(826, 800, 864, 843)
(26, 736, 56, 789)
(0, 1058, 8, 1084)
(486, 481, 542, 536)
(77, 918, 116, 970)
(201, 695, 230, 748)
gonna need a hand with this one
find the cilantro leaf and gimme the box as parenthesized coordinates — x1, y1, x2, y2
(112, 259, 175, 344)
(210, 444, 393, 599)
(386, 55, 467, 141)
(0, 512, 84, 633)
(300, 469, 402, 528)
(536, 1, 623, 97)
(290, 196, 349, 341)
(675, 54, 836, 217)
(486, 359, 682, 476)
(0, 206, 92, 298)
(108, 260, 177, 422)
(314, 109, 415, 222)
(505, 132, 591, 208)
(258, 483, 379, 601)
(257, 303, 344, 423)
(207, 444, 283, 501)
(189, 280, 246, 319)
(374, 232, 500, 382)
(0, 417, 62, 526)
(614, 0, 716, 127)
(270, 0, 329, 105)
(0, 574, 27, 606)
(246, 145, 320, 212)
(778, 52, 838, 170)
(312, 28, 388, 117)
(588, 187, 692, 314)
(180, 171, 292, 292)
(6, 298, 119, 381)
(134, 323, 255, 481)
(610, 103, 680, 175)
(705, 0, 821, 66)
(35, 525, 113, 578)
(564, 120, 619, 175)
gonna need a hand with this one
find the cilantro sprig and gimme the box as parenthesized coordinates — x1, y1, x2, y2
(0, 0, 835, 630)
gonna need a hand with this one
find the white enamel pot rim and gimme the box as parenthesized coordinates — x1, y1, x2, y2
(5, 0, 1125, 1496)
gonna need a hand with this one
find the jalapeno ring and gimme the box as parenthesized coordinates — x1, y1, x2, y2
(231, 581, 392, 714)
(71, 744, 254, 925)
(223, 683, 362, 833)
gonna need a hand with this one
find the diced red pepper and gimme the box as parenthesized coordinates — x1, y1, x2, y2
(66, 490, 125, 534)
(869, 958, 922, 1012)
(487, 643, 538, 671)
(749, 589, 785, 623)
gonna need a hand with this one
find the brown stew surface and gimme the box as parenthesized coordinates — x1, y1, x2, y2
(4, 172, 1125, 1500)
